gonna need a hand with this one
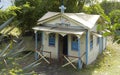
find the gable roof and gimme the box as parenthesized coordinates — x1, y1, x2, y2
(38, 12, 59, 22)
(37, 12, 100, 29)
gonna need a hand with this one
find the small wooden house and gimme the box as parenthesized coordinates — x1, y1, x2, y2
(32, 5, 106, 69)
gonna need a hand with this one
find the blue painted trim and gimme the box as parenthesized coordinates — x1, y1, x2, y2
(99, 37, 101, 53)
(78, 38, 82, 69)
(105, 37, 107, 49)
(35, 31, 38, 50)
(71, 41, 78, 51)
(42, 32, 44, 51)
(102, 37, 103, 51)
(99, 37, 103, 54)
(86, 30, 88, 65)
(35, 31, 38, 60)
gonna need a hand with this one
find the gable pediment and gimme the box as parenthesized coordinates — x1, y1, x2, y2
(37, 12, 100, 29)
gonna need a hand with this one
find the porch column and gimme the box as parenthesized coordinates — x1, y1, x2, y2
(99, 37, 103, 54)
(34, 30, 38, 60)
(86, 30, 88, 65)
(41, 32, 44, 51)
(78, 38, 82, 69)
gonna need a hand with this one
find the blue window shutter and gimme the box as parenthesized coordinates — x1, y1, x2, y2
(90, 34, 93, 50)
(97, 37, 99, 44)
(72, 41, 78, 51)
(90, 40, 93, 49)
(71, 36, 78, 51)
(49, 33, 55, 46)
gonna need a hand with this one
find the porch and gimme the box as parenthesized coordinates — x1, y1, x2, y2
(32, 25, 89, 69)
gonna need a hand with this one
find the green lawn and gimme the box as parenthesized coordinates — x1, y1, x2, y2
(78, 38, 120, 75)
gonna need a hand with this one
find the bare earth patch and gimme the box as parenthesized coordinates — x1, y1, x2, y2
(19, 37, 120, 75)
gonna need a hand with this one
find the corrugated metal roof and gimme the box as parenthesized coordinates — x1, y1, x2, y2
(37, 12, 100, 29)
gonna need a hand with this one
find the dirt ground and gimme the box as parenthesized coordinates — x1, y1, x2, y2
(20, 37, 120, 75)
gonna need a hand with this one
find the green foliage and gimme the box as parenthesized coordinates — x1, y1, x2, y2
(83, 4, 110, 22)
(64, 0, 85, 12)
(98, 1, 120, 43)
(0, 10, 14, 24)
(109, 10, 120, 24)
(111, 23, 120, 43)
(0, 41, 38, 74)
(108, 10, 120, 43)
(100, 1, 120, 15)
(0, 23, 37, 74)
(14, 0, 87, 32)
(83, 2, 120, 43)
(83, 4, 110, 33)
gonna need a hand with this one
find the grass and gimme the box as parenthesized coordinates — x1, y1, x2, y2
(78, 37, 120, 75)
(18, 37, 120, 75)
(1, 26, 119, 75)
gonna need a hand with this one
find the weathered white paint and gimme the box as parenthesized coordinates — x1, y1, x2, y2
(41, 17, 85, 59)
(42, 33, 58, 59)
(46, 17, 84, 28)
(34, 12, 107, 65)
(68, 34, 86, 63)
(103, 37, 106, 50)
(38, 23, 106, 65)
(88, 25, 100, 64)
(88, 35, 99, 64)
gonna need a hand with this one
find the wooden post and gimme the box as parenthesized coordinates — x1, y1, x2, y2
(35, 30, 38, 60)
(86, 30, 88, 65)
(99, 37, 103, 54)
(41, 32, 44, 51)
(78, 38, 82, 69)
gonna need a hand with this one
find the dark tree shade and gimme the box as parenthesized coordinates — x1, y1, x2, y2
(15, 0, 85, 33)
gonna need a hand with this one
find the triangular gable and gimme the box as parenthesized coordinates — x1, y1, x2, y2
(64, 13, 100, 29)
(37, 12, 100, 29)
(37, 12, 60, 24)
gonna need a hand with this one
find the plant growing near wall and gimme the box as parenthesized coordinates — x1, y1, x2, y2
(0, 30, 39, 75)
(0, 14, 40, 75)
(108, 10, 120, 43)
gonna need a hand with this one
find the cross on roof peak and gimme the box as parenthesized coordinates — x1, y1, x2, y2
(59, 5, 66, 13)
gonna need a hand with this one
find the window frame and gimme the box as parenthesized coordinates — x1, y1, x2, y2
(90, 35, 93, 50)
(48, 33, 56, 46)
(96, 31, 100, 45)
(71, 35, 78, 51)
(97, 37, 99, 45)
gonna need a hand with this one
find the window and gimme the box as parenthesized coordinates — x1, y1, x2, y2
(90, 35, 93, 49)
(97, 37, 99, 45)
(71, 36, 78, 51)
(49, 33, 55, 46)
(96, 31, 100, 45)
